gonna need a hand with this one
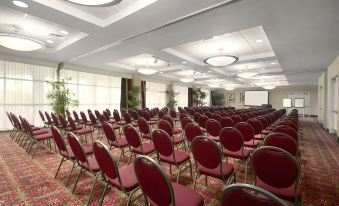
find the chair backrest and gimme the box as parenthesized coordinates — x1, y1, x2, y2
(93, 141, 119, 181)
(97, 113, 106, 124)
(73, 111, 80, 122)
(66, 109, 71, 117)
(191, 136, 221, 169)
(51, 113, 59, 125)
(142, 111, 151, 121)
(6, 111, 14, 126)
(152, 129, 174, 157)
(45, 112, 53, 124)
(180, 117, 193, 131)
(170, 110, 177, 118)
(94, 110, 101, 119)
(103, 110, 110, 121)
(158, 110, 165, 119)
(220, 117, 234, 128)
(59, 114, 68, 128)
(162, 115, 174, 127)
(273, 125, 298, 142)
(38, 110, 45, 122)
(198, 115, 209, 128)
(106, 108, 112, 116)
(219, 127, 244, 153)
(239, 113, 249, 121)
(230, 115, 242, 125)
(264, 133, 298, 156)
(205, 119, 221, 137)
(257, 116, 268, 129)
(80, 111, 88, 122)
(134, 156, 175, 206)
(113, 110, 121, 122)
(211, 113, 222, 122)
(67, 133, 87, 164)
(251, 146, 299, 189)
(123, 124, 141, 148)
(221, 183, 287, 206)
(102, 121, 117, 143)
(247, 118, 263, 135)
(279, 121, 298, 131)
(88, 112, 97, 124)
(158, 119, 173, 137)
(51, 126, 67, 153)
(185, 123, 203, 142)
(193, 113, 201, 123)
(138, 117, 151, 135)
(123, 113, 133, 124)
(235, 122, 255, 142)
(10, 113, 21, 129)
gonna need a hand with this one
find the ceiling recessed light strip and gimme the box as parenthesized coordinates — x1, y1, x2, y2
(180, 78, 194, 83)
(64, 0, 122, 7)
(137, 68, 157, 75)
(0, 33, 44, 51)
(262, 85, 276, 90)
(237, 72, 258, 78)
(204, 55, 238, 67)
(12, 0, 28, 8)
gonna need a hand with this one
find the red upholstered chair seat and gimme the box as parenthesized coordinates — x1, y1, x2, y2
(79, 157, 100, 173)
(223, 148, 251, 159)
(74, 127, 92, 135)
(159, 151, 190, 165)
(198, 162, 234, 179)
(171, 183, 204, 206)
(107, 165, 139, 192)
(33, 129, 49, 135)
(110, 137, 129, 148)
(131, 143, 155, 155)
(244, 139, 260, 148)
(35, 132, 53, 140)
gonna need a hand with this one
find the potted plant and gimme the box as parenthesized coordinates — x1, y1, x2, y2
(128, 86, 141, 109)
(192, 88, 206, 106)
(166, 83, 178, 111)
(46, 77, 78, 117)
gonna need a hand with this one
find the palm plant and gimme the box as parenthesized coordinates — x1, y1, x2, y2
(192, 88, 206, 106)
(128, 86, 141, 109)
(166, 83, 178, 111)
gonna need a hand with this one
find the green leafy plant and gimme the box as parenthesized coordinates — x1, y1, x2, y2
(46, 77, 78, 117)
(166, 82, 178, 111)
(211, 92, 225, 106)
(192, 88, 206, 106)
(128, 86, 141, 109)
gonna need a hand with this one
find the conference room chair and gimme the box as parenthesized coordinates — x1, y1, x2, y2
(6, 111, 16, 138)
(162, 115, 182, 135)
(184, 123, 203, 150)
(193, 113, 201, 123)
(247, 118, 265, 141)
(264, 132, 299, 157)
(72, 110, 83, 125)
(198, 115, 208, 133)
(273, 125, 299, 144)
(235, 122, 260, 149)
(38, 110, 48, 127)
(220, 183, 287, 206)
(205, 119, 221, 142)
(220, 116, 234, 128)
(92, 141, 139, 206)
(44, 111, 55, 127)
(134, 155, 204, 206)
(279, 120, 299, 132)
(158, 119, 186, 151)
(123, 112, 138, 127)
(210, 113, 222, 122)
(67, 115, 94, 143)
(230, 115, 242, 125)
(80, 111, 92, 127)
(137, 117, 152, 142)
(51, 112, 62, 128)
(67, 133, 101, 205)
(239, 113, 250, 122)
(170, 110, 180, 125)
(219, 127, 251, 181)
(251, 146, 302, 206)
(123, 124, 155, 165)
(152, 129, 192, 183)
(180, 117, 193, 132)
(191, 136, 236, 189)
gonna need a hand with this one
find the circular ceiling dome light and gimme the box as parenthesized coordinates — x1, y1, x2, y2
(204, 55, 238, 67)
(209, 84, 219, 88)
(237, 72, 258, 78)
(0, 33, 44, 51)
(180, 78, 194, 83)
(262, 85, 276, 90)
(225, 87, 235, 91)
(12, 1, 28, 8)
(137, 68, 157, 75)
(65, 0, 122, 6)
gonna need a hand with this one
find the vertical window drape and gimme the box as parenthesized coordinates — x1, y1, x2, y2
(145, 81, 167, 108)
(174, 85, 188, 108)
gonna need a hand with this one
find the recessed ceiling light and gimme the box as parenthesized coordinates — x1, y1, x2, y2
(182, 61, 187, 64)
(0, 33, 44, 51)
(12, 1, 28, 8)
(159, 71, 163, 74)
(263, 85, 276, 90)
(225, 87, 235, 91)
(181, 69, 186, 71)
(204, 55, 238, 67)
(65, 0, 121, 6)
(46, 40, 54, 44)
(137, 68, 157, 75)
(270, 62, 276, 65)
(209, 84, 219, 88)
(255, 39, 264, 43)
(180, 78, 194, 83)
(60, 30, 69, 35)
(212, 36, 218, 39)
(208, 71, 212, 73)
(237, 72, 258, 78)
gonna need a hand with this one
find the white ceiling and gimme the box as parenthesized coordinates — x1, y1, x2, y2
(0, 0, 338, 87)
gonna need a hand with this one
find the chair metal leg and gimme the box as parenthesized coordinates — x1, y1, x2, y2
(66, 161, 76, 186)
(55, 157, 65, 179)
(176, 165, 182, 183)
(99, 182, 109, 206)
(193, 172, 199, 190)
(205, 175, 207, 186)
(87, 173, 100, 206)
(127, 152, 133, 165)
(72, 168, 83, 193)
(127, 187, 139, 206)
(32, 141, 41, 158)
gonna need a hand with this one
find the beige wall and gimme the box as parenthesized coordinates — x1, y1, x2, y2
(217, 85, 318, 116)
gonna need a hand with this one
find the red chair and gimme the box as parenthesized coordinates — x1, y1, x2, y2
(239, 113, 249, 122)
(80, 111, 92, 127)
(184, 123, 203, 149)
(264, 133, 299, 157)
(279, 120, 298, 131)
(251, 146, 302, 205)
(198, 115, 208, 132)
(72, 110, 83, 124)
(38, 110, 47, 127)
(158, 120, 186, 151)
(273, 125, 299, 143)
(68, 115, 93, 143)
(170, 110, 180, 125)
(235, 122, 260, 148)
(137, 117, 152, 142)
(143, 111, 158, 126)
(102, 122, 129, 165)
(152, 129, 192, 183)
(220, 126, 252, 180)
(221, 183, 287, 206)
(230, 115, 242, 125)
(191, 136, 235, 189)
(93, 141, 139, 206)
(247, 118, 264, 140)
(51, 126, 93, 185)
(193, 113, 201, 123)
(180, 117, 193, 132)
(205, 119, 221, 142)
(123, 124, 155, 165)
(162, 115, 182, 135)
(220, 117, 234, 128)
(51, 112, 62, 128)
(113, 110, 127, 126)
(67, 133, 101, 205)
(134, 155, 204, 206)
(211, 113, 222, 122)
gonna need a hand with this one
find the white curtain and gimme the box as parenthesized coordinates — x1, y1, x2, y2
(146, 81, 167, 108)
(174, 85, 188, 108)
(0, 60, 56, 131)
(60, 70, 121, 114)
(202, 89, 211, 106)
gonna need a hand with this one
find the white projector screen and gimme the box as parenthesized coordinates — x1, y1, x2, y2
(244, 90, 269, 106)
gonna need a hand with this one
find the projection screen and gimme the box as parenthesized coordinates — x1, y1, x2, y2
(244, 90, 269, 106)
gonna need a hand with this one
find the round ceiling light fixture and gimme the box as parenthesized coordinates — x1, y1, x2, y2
(180, 78, 194, 83)
(209, 84, 219, 88)
(237, 72, 258, 78)
(262, 85, 276, 90)
(12, 1, 28, 8)
(0, 33, 44, 51)
(64, 0, 122, 6)
(204, 55, 238, 67)
(137, 68, 157, 75)
(225, 87, 235, 91)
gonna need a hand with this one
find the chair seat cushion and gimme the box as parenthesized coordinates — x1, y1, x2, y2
(35, 132, 53, 140)
(150, 117, 159, 121)
(172, 183, 204, 206)
(160, 151, 190, 165)
(256, 177, 302, 202)
(75, 127, 92, 135)
(80, 157, 100, 172)
(173, 136, 185, 145)
(110, 137, 129, 148)
(31, 126, 41, 131)
(63, 145, 93, 158)
(132, 143, 155, 155)
(244, 139, 260, 148)
(223, 148, 250, 160)
(107, 165, 139, 192)
(142, 133, 152, 140)
(148, 120, 158, 125)
(198, 162, 234, 180)
(33, 129, 49, 135)
(254, 134, 265, 140)
(117, 120, 127, 125)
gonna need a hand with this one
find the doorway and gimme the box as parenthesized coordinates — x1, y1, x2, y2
(287, 92, 311, 116)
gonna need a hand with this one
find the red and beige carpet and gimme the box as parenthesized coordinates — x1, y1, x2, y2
(0, 117, 338, 205)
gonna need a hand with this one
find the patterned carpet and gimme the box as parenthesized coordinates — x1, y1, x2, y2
(0, 117, 338, 206)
